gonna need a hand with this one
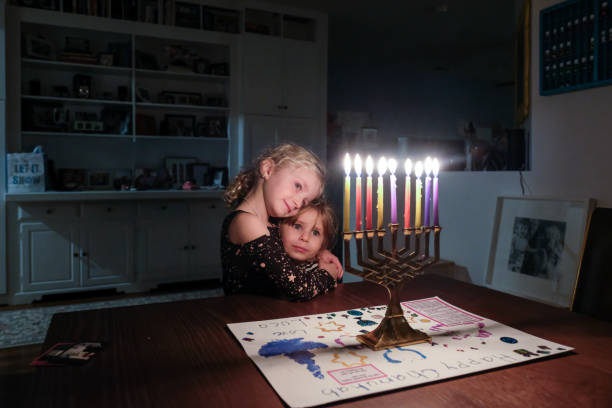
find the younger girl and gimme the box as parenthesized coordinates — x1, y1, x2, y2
(221, 144, 342, 301)
(279, 199, 341, 275)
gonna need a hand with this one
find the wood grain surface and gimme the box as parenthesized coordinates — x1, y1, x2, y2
(15, 275, 612, 407)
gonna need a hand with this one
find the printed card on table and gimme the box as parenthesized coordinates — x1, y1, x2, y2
(227, 297, 572, 408)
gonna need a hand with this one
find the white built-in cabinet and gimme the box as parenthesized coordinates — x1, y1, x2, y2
(1, 1, 328, 304)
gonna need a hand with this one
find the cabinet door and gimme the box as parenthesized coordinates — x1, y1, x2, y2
(283, 40, 320, 118)
(243, 35, 284, 115)
(189, 200, 225, 280)
(80, 221, 134, 286)
(19, 222, 80, 292)
(276, 117, 320, 158)
(139, 220, 190, 282)
(243, 115, 279, 166)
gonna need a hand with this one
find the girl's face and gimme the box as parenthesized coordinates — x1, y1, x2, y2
(280, 208, 325, 261)
(262, 162, 321, 218)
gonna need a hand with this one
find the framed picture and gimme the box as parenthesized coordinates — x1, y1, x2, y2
(25, 34, 56, 60)
(165, 157, 197, 187)
(164, 114, 195, 137)
(211, 166, 228, 188)
(87, 169, 114, 190)
(192, 162, 210, 186)
(175, 1, 200, 29)
(203, 116, 227, 138)
(486, 196, 596, 308)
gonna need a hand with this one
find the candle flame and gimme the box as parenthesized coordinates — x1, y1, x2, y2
(414, 161, 423, 178)
(424, 156, 433, 176)
(365, 155, 374, 176)
(388, 158, 397, 175)
(344, 153, 352, 176)
(404, 158, 412, 175)
(354, 154, 362, 176)
(433, 158, 440, 176)
(377, 157, 387, 176)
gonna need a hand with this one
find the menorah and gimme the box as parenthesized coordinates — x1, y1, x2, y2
(343, 154, 441, 350)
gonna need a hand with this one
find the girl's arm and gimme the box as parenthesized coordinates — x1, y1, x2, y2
(241, 233, 337, 301)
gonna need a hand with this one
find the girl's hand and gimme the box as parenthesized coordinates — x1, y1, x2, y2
(318, 249, 343, 281)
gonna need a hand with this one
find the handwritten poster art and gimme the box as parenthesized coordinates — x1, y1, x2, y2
(227, 297, 572, 408)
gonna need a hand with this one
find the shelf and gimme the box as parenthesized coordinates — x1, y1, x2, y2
(22, 131, 132, 139)
(135, 135, 228, 141)
(22, 58, 132, 75)
(135, 102, 229, 112)
(135, 68, 229, 81)
(22, 95, 132, 106)
(4, 189, 226, 202)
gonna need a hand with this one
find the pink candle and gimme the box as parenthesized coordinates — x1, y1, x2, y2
(354, 154, 363, 230)
(388, 159, 398, 224)
(433, 158, 440, 226)
(404, 159, 412, 229)
(365, 156, 374, 230)
(424, 157, 432, 227)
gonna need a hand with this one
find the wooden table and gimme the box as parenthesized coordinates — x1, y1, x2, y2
(19, 275, 612, 407)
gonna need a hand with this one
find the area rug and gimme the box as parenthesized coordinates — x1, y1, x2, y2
(0, 288, 223, 349)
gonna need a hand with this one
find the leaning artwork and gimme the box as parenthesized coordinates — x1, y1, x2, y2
(228, 297, 572, 408)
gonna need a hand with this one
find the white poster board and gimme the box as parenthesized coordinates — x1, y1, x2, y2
(228, 297, 572, 408)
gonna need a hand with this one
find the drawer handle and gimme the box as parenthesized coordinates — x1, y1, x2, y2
(46, 209, 54, 215)
(184, 245, 190, 250)
(208, 204, 216, 209)
(191, 245, 196, 250)
(73, 253, 79, 258)
(82, 252, 88, 257)
(161, 205, 168, 210)
(106, 207, 113, 213)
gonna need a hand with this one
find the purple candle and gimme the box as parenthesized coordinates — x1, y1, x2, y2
(388, 159, 398, 224)
(424, 157, 432, 226)
(433, 158, 440, 226)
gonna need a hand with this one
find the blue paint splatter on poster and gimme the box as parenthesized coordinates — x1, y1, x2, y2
(258, 338, 328, 379)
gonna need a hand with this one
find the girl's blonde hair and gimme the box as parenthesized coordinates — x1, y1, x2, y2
(281, 198, 338, 251)
(224, 143, 326, 208)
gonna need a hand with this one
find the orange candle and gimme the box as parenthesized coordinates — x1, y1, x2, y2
(343, 153, 351, 232)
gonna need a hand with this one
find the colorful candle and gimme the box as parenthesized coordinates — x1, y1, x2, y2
(414, 161, 423, 228)
(388, 158, 397, 224)
(365, 156, 374, 230)
(424, 156, 432, 227)
(404, 159, 412, 229)
(354, 154, 362, 231)
(376, 157, 387, 230)
(343, 153, 351, 232)
(433, 158, 440, 226)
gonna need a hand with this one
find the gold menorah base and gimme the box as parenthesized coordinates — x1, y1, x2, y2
(344, 224, 441, 350)
(356, 315, 431, 350)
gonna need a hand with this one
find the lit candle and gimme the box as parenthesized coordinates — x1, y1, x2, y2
(343, 153, 351, 232)
(365, 155, 374, 230)
(376, 157, 387, 230)
(414, 161, 423, 228)
(354, 154, 362, 231)
(433, 158, 440, 226)
(424, 156, 432, 227)
(388, 158, 397, 224)
(404, 158, 412, 229)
